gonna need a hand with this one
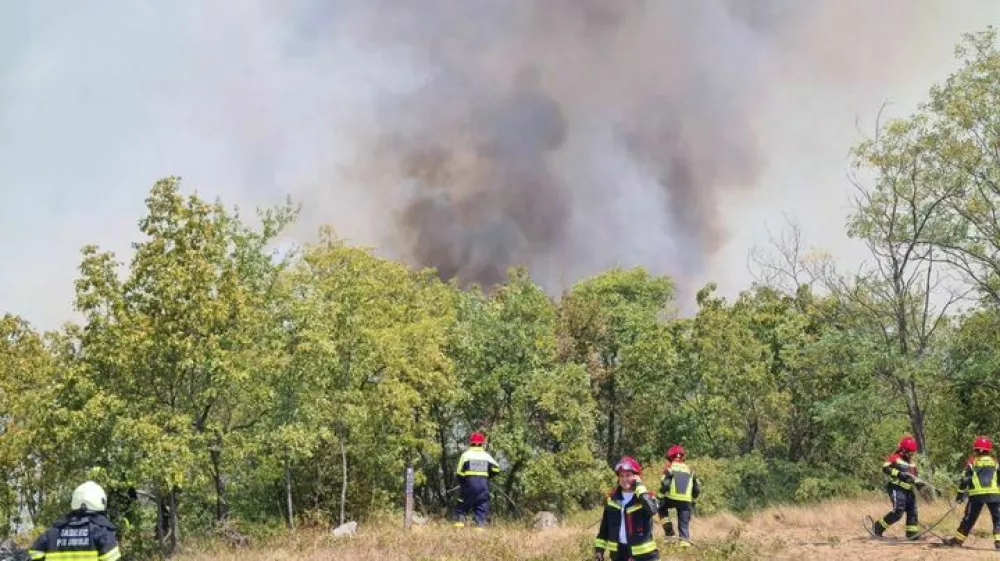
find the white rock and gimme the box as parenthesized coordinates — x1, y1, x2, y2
(532, 511, 559, 529)
(331, 521, 358, 538)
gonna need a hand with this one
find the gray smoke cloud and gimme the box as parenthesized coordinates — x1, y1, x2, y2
(2, 0, 997, 329)
(335, 0, 787, 290)
(304, 0, 939, 292)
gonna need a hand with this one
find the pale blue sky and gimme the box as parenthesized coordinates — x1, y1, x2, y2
(3, 1, 1000, 331)
(0, 1, 396, 330)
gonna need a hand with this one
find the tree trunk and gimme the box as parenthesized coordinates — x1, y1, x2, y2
(904, 379, 927, 454)
(742, 416, 760, 454)
(158, 487, 180, 555)
(339, 430, 348, 526)
(606, 373, 617, 466)
(156, 494, 167, 551)
(284, 453, 295, 529)
(171, 488, 180, 549)
(502, 460, 523, 517)
(438, 421, 451, 495)
(210, 432, 228, 522)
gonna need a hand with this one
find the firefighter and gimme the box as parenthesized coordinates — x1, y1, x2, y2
(942, 436, 1000, 549)
(871, 435, 922, 539)
(594, 456, 659, 561)
(27, 480, 121, 561)
(658, 445, 700, 545)
(453, 431, 501, 529)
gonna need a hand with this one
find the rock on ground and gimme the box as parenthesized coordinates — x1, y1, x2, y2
(331, 521, 358, 538)
(532, 511, 559, 529)
(0, 540, 30, 561)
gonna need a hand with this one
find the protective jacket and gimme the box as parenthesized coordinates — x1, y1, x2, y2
(594, 483, 659, 560)
(961, 455, 1000, 504)
(27, 512, 121, 561)
(658, 462, 701, 503)
(456, 445, 501, 501)
(882, 452, 918, 491)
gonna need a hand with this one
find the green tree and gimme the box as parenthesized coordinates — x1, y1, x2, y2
(848, 102, 966, 453)
(286, 230, 456, 524)
(447, 268, 601, 514)
(674, 285, 778, 457)
(558, 268, 674, 465)
(73, 177, 297, 551)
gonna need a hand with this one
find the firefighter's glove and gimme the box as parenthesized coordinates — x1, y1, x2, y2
(956, 492, 967, 504)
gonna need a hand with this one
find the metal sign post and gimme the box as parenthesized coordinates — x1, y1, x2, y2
(404, 464, 414, 529)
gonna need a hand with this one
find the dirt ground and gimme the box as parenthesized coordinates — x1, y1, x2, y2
(706, 497, 1000, 560)
(171, 496, 1000, 560)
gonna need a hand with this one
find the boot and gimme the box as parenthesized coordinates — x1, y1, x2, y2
(871, 520, 884, 537)
(662, 521, 675, 537)
(994, 540, 1000, 550)
(941, 536, 962, 547)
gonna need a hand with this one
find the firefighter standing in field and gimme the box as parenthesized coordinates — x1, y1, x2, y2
(658, 445, 700, 546)
(27, 480, 121, 561)
(453, 431, 501, 529)
(594, 456, 659, 561)
(942, 436, 1000, 550)
(871, 435, 923, 539)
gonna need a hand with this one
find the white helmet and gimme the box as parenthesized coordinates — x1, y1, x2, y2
(71, 481, 107, 512)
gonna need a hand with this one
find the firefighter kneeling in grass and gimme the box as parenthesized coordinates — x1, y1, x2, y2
(658, 445, 700, 546)
(942, 436, 1000, 550)
(594, 456, 659, 561)
(871, 435, 923, 539)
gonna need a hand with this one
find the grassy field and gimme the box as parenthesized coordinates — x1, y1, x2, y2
(170, 496, 1000, 560)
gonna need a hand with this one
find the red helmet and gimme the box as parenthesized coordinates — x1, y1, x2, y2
(469, 432, 485, 445)
(898, 436, 918, 453)
(614, 456, 642, 474)
(666, 445, 685, 460)
(974, 436, 993, 452)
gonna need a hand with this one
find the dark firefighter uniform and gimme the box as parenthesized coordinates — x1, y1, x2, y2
(872, 436, 921, 539)
(595, 457, 659, 561)
(943, 437, 1000, 550)
(657, 446, 700, 544)
(27, 511, 121, 561)
(454, 432, 501, 528)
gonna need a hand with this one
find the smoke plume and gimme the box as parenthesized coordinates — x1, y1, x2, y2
(3, 0, 987, 328)
(315, 0, 816, 290)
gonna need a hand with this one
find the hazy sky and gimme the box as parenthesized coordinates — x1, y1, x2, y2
(2, 1, 1000, 331)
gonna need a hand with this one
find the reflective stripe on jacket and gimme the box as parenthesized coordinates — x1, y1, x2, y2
(456, 447, 501, 478)
(27, 512, 121, 561)
(658, 462, 700, 503)
(594, 484, 659, 560)
(882, 453, 917, 491)
(963, 455, 1000, 497)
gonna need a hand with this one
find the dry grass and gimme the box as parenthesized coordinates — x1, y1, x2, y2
(171, 495, 1000, 560)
